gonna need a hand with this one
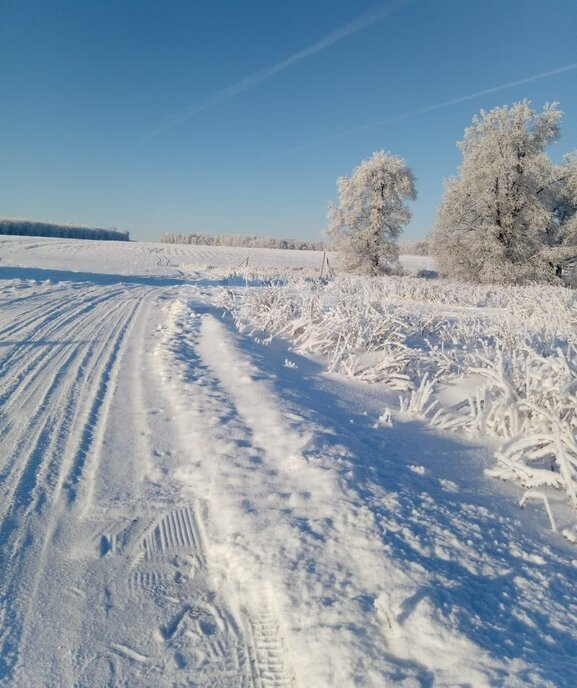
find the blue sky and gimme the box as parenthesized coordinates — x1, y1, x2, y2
(1, 0, 577, 241)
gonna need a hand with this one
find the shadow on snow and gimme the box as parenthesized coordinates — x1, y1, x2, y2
(210, 304, 577, 687)
(0, 265, 225, 289)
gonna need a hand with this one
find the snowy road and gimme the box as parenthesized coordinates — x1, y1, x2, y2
(1, 238, 577, 687)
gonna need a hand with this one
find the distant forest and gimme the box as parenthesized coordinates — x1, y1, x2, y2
(160, 232, 324, 250)
(0, 219, 130, 242)
(161, 232, 429, 255)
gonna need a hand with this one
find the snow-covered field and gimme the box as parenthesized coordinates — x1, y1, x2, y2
(0, 235, 435, 277)
(1, 235, 576, 687)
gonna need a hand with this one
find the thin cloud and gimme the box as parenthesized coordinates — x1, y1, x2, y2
(141, 0, 412, 143)
(273, 61, 577, 157)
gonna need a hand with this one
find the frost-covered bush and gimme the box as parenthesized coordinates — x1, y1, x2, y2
(220, 274, 577, 535)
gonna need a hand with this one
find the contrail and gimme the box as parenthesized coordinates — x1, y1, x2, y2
(141, 0, 412, 143)
(272, 61, 577, 157)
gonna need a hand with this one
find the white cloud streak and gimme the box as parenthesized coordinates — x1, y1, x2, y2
(273, 61, 577, 157)
(141, 0, 412, 143)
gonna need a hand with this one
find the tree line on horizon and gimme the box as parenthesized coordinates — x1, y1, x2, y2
(160, 232, 325, 251)
(159, 231, 429, 256)
(0, 219, 130, 242)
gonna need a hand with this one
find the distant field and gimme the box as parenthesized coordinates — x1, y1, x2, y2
(0, 235, 435, 275)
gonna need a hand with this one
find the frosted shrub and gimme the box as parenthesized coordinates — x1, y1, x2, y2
(399, 375, 437, 417)
(221, 274, 577, 533)
(480, 347, 577, 502)
(222, 279, 422, 385)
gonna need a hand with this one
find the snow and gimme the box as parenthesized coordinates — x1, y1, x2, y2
(0, 235, 435, 276)
(0, 236, 576, 687)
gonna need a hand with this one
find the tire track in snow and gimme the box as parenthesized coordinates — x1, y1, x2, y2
(74, 296, 263, 687)
(18, 289, 254, 687)
(0, 287, 140, 502)
(0, 284, 130, 383)
(74, 291, 162, 516)
(0, 294, 140, 676)
(0, 290, 134, 494)
(0, 295, 125, 503)
(154, 302, 299, 688)
(62, 294, 145, 502)
(164, 303, 437, 687)
(0, 282, 76, 325)
(0, 285, 133, 449)
(247, 610, 296, 688)
(0, 283, 146, 683)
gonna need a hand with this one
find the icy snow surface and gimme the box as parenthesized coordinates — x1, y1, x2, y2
(0, 236, 576, 687)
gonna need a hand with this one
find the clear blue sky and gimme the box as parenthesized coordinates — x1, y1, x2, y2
(2, 0, 577, 241)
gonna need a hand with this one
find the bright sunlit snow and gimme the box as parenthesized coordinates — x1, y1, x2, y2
(1, 237, 576, 687)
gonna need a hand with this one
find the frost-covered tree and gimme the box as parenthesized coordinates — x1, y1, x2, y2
(327, 151, 417, 276)
(431, 101, 577, 284)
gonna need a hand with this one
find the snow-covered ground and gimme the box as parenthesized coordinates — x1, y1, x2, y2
(0, 236, 576, 687)
(0, 235, 435, 277)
